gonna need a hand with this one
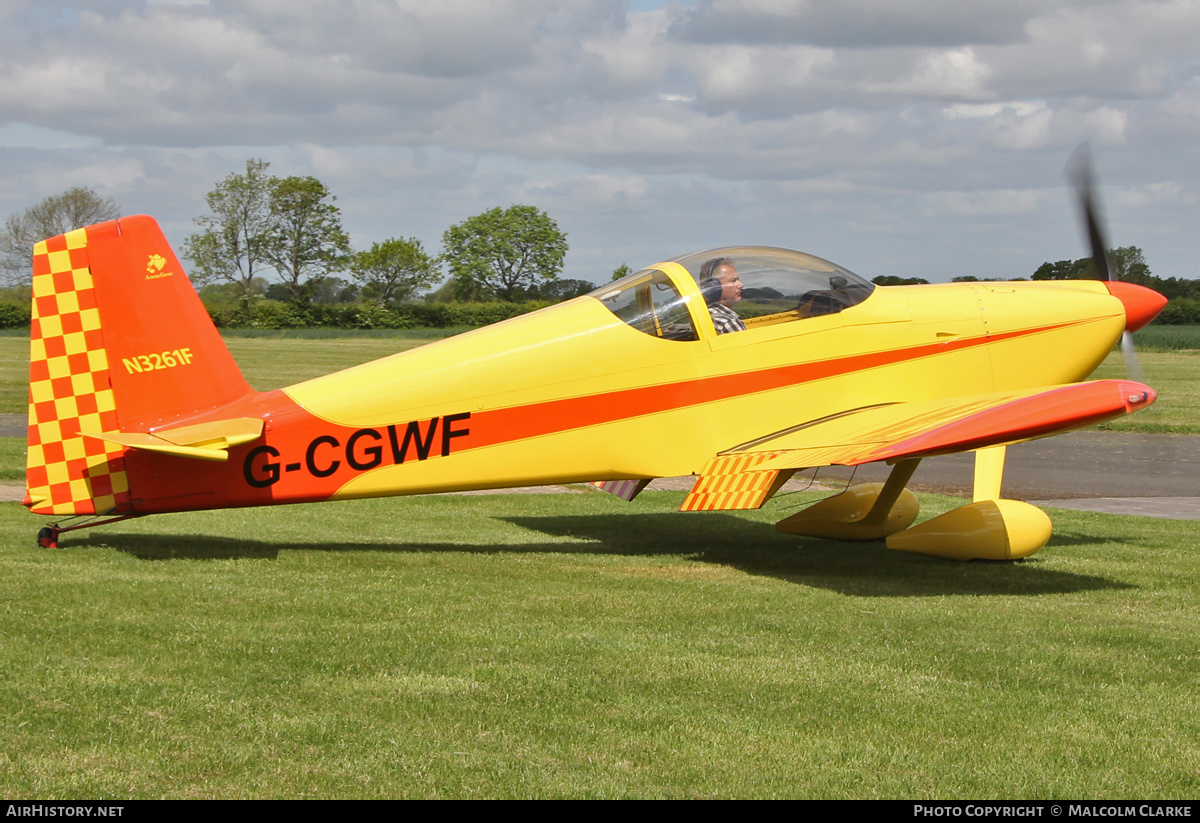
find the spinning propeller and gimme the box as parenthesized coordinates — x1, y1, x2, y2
(1065, 143, 1164, 382)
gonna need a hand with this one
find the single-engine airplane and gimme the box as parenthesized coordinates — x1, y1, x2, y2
(24, 159, 1166, 560)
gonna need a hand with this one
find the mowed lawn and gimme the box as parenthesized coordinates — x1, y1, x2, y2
(0, 490, 1197, 799)
(0, 326, 1197, 797)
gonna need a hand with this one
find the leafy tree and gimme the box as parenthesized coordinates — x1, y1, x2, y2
(424, 279, 458, 304)
(1151, 276, 1200, 301)
(1032, 258, 1092, 281)
(306, 276, 359, 305)
(442, 205, 568, 302)
(536, 278, 596, 301)
(1109, 246, 1151, 283)
(1025, 245, 1200, 321)
(0, 187, 120, 286)
(183, 159, 274, 310)
(1032, 247, 1153, 283)
(1158, 298, 1200, 324)
(350, 238, 440, 306)
(263, 282, 291, 303)
(264, 176, 350, 303)
(872, 275, 930, 286)
(185, 161, 351, 310)
(611, 263, 632, 281)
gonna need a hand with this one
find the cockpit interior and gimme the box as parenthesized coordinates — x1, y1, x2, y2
(589, 246, 876, 340)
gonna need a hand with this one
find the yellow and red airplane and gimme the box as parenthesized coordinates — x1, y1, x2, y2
(23, 195, 1165, 560)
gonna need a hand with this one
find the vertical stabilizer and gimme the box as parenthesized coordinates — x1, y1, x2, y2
(25, 215, 254, 516)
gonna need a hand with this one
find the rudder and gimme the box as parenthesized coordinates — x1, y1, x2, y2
(25, 215, 253, 516)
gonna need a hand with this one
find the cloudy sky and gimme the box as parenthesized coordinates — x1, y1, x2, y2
(1, 0, 1197, 288)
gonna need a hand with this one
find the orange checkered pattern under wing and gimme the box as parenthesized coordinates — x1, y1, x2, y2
(25, 228, 131, 516)
(680, 452, 786, 511)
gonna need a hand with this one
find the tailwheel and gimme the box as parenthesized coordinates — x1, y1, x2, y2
(886, 499, 1052, 561)
(34, 514, 140, 549)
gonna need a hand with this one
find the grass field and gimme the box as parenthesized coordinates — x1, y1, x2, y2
(1, 488, 1198, 799)
(1132, 324, 1200, 351)
(1091, 351, 1200, 433)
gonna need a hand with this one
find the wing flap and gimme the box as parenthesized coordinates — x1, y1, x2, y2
(680, 452, 795, 511)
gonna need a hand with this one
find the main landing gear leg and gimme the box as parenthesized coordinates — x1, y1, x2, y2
(775, 458, 922, 540)
(886, 445, 1053, 561)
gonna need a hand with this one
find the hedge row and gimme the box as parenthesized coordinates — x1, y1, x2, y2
(0, 300, 557, 330)
(1156, 298, 1200, 325)
(0, 303, 30, 328)
(0, 299, 556, 330)
(203, 300, 556, 330)
(3, 295, 1200, 330)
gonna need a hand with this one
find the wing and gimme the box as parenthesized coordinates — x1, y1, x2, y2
(681, 379, 1155, 511)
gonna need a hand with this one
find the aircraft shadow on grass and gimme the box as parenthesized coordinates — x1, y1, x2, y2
(96, 510, 1136, 598)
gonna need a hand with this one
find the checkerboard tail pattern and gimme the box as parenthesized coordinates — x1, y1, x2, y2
(25, 228, 132, 516)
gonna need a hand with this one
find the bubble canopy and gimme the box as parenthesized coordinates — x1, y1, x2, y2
(588, 246, 875, 340)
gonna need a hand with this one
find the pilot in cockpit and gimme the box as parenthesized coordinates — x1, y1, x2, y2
(699, 257, 747, 334)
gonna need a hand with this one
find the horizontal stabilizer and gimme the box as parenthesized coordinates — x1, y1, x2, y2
(82, 417, 263, 462)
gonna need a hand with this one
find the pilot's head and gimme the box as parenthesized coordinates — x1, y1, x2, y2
(699, 257, 743, 307)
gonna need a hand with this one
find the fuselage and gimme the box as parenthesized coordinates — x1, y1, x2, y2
(124, 268, 1129, 515)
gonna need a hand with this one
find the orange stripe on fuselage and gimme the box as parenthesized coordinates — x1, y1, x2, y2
(130, 320, 1088, 512)
(466, 320, 1085, 448)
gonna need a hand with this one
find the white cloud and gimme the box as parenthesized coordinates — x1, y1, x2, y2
(923, 188, 1044, 217)
(943, 101, 1047, 120)
(0, 1, 1195, 282)
(866, 47, 993, 100)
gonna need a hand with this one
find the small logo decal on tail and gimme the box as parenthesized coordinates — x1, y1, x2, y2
(145, 253, 172, 280)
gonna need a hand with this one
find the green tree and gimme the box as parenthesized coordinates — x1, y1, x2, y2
(183, 159, 274, 310)
(1032, 246, 1151, 282)
(536, 278, 596, 301)
(611, 263, 632, 281)
(442, 205, 568, 302)
(1110, 246, 1151, 283)
(264, 176, 350, 303)
(351, 238, 440, 306)
(1032, 258, 1092, 281)
(306, 276, 359, 305)
(872, 275, 930, 286)
(0, 187, 120, 286)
